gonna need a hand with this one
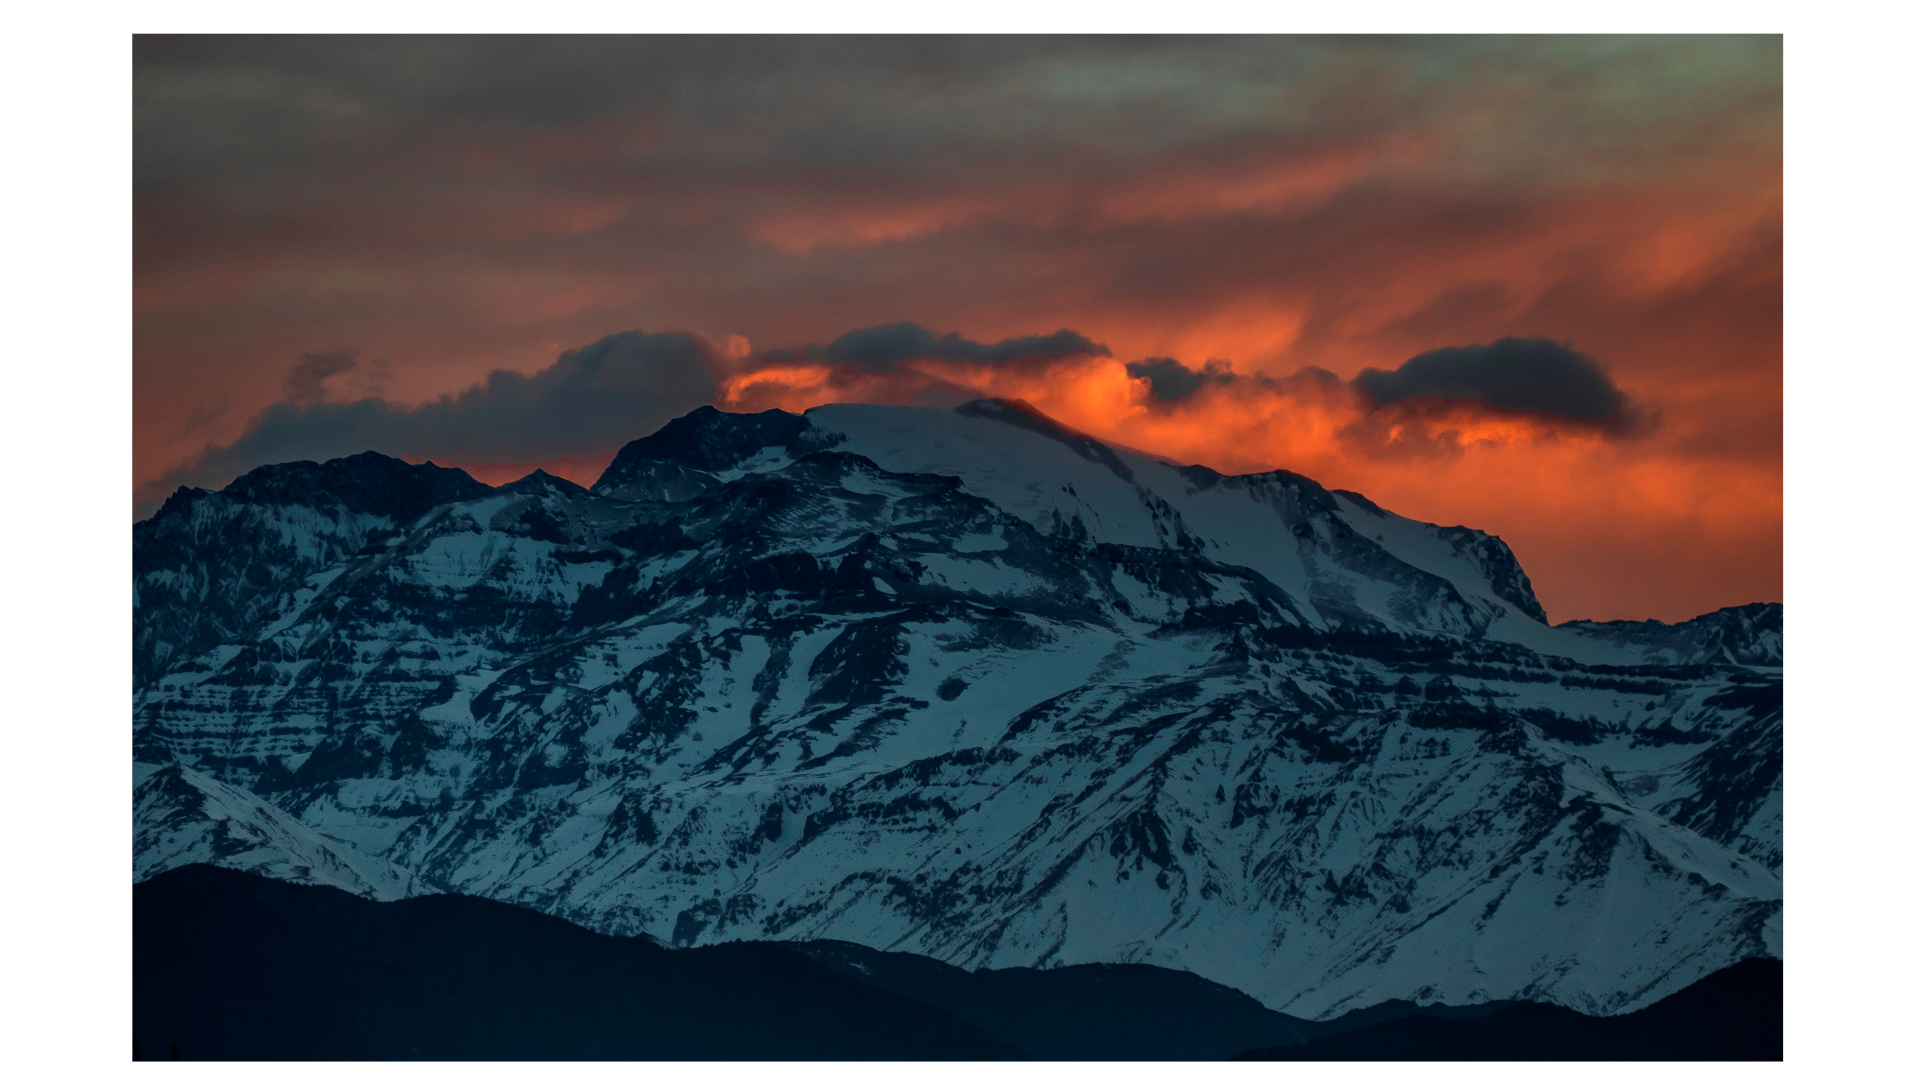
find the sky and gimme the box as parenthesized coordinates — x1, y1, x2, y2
(133, 34, 1781, 624)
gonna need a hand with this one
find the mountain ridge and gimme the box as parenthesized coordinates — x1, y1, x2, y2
(135, 863, 1780, 1059)
(132, 398, 1782, 1020)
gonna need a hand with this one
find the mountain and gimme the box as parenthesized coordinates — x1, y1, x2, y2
(134, 761, 429, 901)
(778, 936, 1318, 1059)
(134, 863, 1779, 1061)
(134, 863, 1015, 1061)
(134, 453, 493, 689)
(1558, 603, 1784, 667)
(1236, 956, 1782, 1060)
(132, 399, 1782, 1021)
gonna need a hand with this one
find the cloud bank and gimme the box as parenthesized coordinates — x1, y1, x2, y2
(139, 331, 718, 515)
(767, 323, 1109, 373)
(726, 328, 1652, 463)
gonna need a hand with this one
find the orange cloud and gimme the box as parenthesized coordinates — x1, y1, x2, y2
(135, 38, 1779, 623)
(712, 346, 1773, 624)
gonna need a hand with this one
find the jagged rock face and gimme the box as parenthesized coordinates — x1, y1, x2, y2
(134, 454, 492, 688)
(132, 400, 1782, 1019)
(1559, 603, 1783, 666)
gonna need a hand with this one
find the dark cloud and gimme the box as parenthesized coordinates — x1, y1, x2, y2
(133, 37, 1779, 194)
(1126, 357, 1236, 401)
(769, 323, 1109, 373)
(139, 331, 718, 517)
(1353, 337, 1634, 425)
(283, 348, 358, 405)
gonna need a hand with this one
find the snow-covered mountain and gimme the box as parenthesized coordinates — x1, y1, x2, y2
(132, 399, 1782, 1019)
(135, 761, 430, 901)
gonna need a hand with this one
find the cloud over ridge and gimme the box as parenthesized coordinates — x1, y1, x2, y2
(146, 323, 1655, 522)
(766, 322, 1110, 373)
(1126, 357, 1237, 401)
(139, 331, 719, 517)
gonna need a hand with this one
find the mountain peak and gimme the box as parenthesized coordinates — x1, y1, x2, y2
(200, 451, 493, 525)
(502, 469, 593, 498)
(953, 397, 1138, 483)
(592, 405, 847, 502)
(599, 406, 824, 476)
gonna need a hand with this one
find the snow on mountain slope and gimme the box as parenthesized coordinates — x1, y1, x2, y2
(1557, 603, 1783, 667)
(135, 453, 492, 688)
(133, 400, 1782, 1019)
(810, 400, 1547, 640)
(135, 761, 429, 900)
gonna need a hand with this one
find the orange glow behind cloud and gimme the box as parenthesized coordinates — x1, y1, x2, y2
(717, 348, 1778, 625)
(134, 37, 1780, 625)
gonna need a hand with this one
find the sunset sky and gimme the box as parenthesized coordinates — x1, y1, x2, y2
(133, 35, 1781, 624)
